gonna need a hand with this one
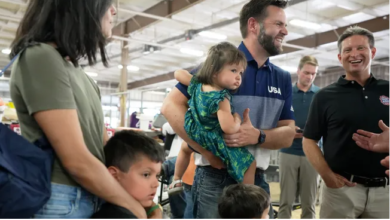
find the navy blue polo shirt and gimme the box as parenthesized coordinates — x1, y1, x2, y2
(176, 42, 294, 170)
(280, 83, 320, 156)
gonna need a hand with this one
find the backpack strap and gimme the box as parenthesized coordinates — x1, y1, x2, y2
(34, 137, 51, 150)
(1, 48, 51, 150)
(0, 54, 19, 77)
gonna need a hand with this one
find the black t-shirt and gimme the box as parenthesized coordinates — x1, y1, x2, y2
(304, 75, 389, 178)
(91, 203, 137, 219)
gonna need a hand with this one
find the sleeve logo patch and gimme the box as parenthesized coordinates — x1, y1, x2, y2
(379, 95, 389, 106)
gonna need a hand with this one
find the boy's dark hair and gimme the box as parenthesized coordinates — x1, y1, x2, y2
(218, 184, 270, 219)
(196, 42, 247, 86)
(10, 0, 113, 67)
(104, 130, 165, 172)
(337, 26, 375, 53)
(239, 0, 288, 38)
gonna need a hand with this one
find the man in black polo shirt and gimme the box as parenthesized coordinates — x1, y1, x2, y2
(303, 26, 389, 218)
(353, 120, 389, 176)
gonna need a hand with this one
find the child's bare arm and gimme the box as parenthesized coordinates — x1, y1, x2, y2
(217, 99, 241, 134)
(174, 69, 193, 86)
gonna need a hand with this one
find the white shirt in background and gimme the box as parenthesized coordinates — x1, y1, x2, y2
(162, 122, 183, 159)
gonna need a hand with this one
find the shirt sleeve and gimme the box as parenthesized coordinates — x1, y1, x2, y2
(162, 122, 175, 135)
(279, 72, 295, 121)
(175, 64, 202, 99)
(303, 92, 325, 141)
(15, 45, 76, 115)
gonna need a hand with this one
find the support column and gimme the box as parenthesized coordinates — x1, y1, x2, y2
(119, 40, 129, 127)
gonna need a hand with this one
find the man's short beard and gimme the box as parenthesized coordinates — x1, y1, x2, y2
(257, 23, 282, 56)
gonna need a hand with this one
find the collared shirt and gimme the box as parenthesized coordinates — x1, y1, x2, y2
(176, 42, 294, 170)
(162, 122, 183, 159)
(304, 75, 389, 178)
(281, 83, 320, 156)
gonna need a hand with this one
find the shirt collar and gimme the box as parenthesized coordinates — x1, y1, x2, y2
(337, 74, 377, 86)
(293, 83, 317, 93)
(238, 42, 272, 71)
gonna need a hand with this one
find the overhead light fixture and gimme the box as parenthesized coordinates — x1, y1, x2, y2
(289, 19, 321, 30)
(85, 72, 98, 77)
(342, 12, 374, 22)
(147, 91, 166, 95)
(198, 31, 227, 40)
(180, 48, 204, 57)
(127, 65, 140, 72)
(281, 66, 297, 73)
(336, 3, 359, 11)
(312, 0, 335, 10)
(1, 48, 11, 55)
(102, 105, 119, 111)
(118, 64, 140, 72)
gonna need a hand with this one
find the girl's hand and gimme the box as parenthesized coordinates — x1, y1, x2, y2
(233, 112, 241, 124)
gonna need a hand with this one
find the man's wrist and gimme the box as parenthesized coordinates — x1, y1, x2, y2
(257, 129, 266, 145)
(146, 203, 163, 217)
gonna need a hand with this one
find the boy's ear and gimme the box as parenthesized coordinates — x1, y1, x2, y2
(108, 166, 121, 180)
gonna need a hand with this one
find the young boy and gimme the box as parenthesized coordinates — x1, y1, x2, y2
(92, 130, 165, 218)
(218, 184, 270, 219)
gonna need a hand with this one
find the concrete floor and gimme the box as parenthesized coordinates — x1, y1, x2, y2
(270, 182, 320, 219)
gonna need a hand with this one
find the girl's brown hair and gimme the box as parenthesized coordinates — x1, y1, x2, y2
(196, 42, 247, 85)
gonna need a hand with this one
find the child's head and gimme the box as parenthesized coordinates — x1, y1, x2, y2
(104, 130, 165, 207)
(218, 184, 270, 219)
(196, 42, 247, 91)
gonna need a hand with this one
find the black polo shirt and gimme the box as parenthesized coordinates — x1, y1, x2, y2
(304, 75, 389, 178)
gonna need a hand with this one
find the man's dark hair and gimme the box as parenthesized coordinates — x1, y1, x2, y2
(10, 0, 113, 67)
(218, 184, 270, 218)
(337, 26, 375, 53)
(239, 0, 288, 38)
(104, 130, 165, 172)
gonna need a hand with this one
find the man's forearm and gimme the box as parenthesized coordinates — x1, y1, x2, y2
(260, 125, 295, 150)
(303, 138, 333, 179)
(161, 101, 207, 154)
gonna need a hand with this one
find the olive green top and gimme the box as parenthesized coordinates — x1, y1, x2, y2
(10, 43, 105, 186)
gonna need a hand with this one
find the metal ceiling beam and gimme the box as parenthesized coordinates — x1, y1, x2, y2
(127, 66, 193, 90)
(326, 0, 383, 17)
(101, 0, 309, 66)
(0, 0, 26, 6)
(111, 0, 205, 36)
(117, 8, 196, 26)
(282, 15, 389, 54)
(127, 14, 390, 89)
(283, 42, 389, 66)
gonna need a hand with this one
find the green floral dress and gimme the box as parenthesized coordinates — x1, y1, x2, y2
(184, 77, 255, 182)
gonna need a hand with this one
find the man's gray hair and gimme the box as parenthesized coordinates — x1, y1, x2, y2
(337, 26, 375, 53)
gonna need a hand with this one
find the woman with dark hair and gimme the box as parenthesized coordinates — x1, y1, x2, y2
(9, 0, 146, 218)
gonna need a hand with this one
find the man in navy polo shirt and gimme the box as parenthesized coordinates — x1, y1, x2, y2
(161, 0, 295, 218)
